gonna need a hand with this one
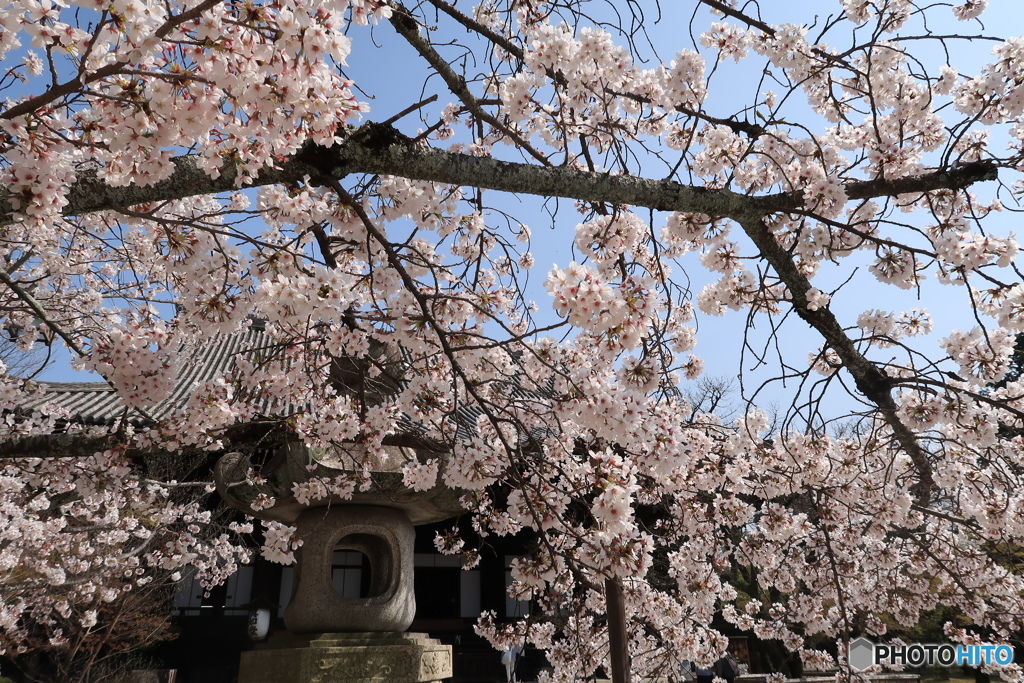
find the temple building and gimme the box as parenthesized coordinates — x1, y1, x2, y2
(19, 324, 540, 683)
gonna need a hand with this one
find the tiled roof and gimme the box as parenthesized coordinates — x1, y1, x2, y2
(22, 324, 550, 442)
(22, 325, 275, 425)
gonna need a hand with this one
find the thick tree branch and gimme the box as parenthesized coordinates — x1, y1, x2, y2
(753, 161, 999, 211)
(0, 122, 997, 228)
(0, 152, 324, 227)
(736, 214, 936, 504)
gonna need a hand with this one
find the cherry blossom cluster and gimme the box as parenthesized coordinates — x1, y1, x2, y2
(260, 520, 302, 565)
(86, 322, 176, 411)
(6, 0, 1024, 676)
(0, 449, 251, 655)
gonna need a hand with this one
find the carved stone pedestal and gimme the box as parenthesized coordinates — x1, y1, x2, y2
(238, 632, 453, 683)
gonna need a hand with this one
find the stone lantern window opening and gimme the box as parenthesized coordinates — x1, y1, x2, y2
(331, 532, 394, 602)
(331, 548, 370, 600)
(330, 531, 397, 601)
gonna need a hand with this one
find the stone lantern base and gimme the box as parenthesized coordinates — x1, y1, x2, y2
(238, 632, 452, 683)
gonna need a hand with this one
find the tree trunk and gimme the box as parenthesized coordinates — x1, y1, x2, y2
(606, 577, 631, 683)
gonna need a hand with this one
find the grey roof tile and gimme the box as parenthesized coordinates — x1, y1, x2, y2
(23, 325, 552, 443)
(23, 326, 272, 425)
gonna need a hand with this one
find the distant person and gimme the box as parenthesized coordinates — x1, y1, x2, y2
(502, 643, 524, 683)
(695, 662, 715, 683)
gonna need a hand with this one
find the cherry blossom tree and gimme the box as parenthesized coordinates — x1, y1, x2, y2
(9, 578, 179, 683)
(3, 0, 1024, 680)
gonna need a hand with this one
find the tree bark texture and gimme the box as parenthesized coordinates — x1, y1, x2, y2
(0, 122, 997, 228)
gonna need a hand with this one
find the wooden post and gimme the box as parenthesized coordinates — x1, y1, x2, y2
(605, 577, 631, 683)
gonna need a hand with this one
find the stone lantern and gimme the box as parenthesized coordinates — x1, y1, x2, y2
(215, 435, 463, 683)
